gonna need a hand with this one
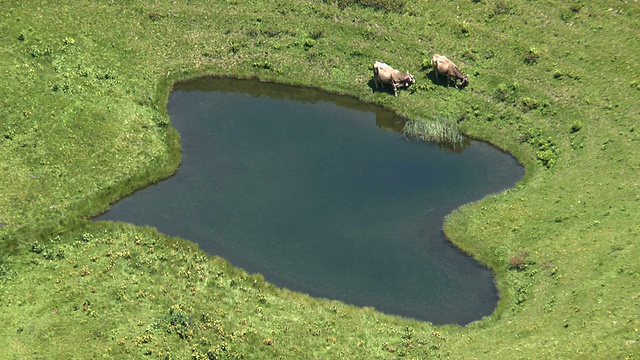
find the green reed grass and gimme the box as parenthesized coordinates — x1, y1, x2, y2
(403, 118, 464, 148)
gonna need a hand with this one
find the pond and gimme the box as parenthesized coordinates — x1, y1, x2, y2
(96, 78, 524, 325)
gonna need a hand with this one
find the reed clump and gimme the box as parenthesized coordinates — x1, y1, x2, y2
(403, 118, 464, 148)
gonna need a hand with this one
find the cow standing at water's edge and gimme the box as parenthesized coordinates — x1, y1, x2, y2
(372, 61, 415, 97)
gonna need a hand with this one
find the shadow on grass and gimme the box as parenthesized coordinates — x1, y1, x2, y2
(426, 70, 469, 90)
(367, 77, 414, 97)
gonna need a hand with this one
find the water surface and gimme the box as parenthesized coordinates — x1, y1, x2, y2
(97, 78, 523, 324)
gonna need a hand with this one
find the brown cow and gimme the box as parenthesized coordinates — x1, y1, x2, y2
(431, 54, 469, 89)
(373, 61, 415, 97)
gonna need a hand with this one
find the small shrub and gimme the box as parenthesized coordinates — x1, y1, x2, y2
(165, 304, 193, 339)
(553, 69, 563, 79)
(3, 128, 15, 140)
(303, 38, 316, 48)
(534, 137, 558, 168)
(153, 113, 169, 127)
(29, 45, 52, 58)
(251, 60, 272, 69)
(509, 256, 526, 270)
(519, 126, 558, 168)
(309, 30, 323, 40)
(229, 41, 241, 54)
(570, 1, 583, 13)
(55, 248, 66, 260)
(569, 134, 584, 149)
(413, 82, 435, 91)
(461, 22, 471, 36)
(30, 241, 45, 254)
(570, 120, 583, 133)
(421, 58, 432, 70)
(561, 3, 582, 22)
(382, 342, 397, 353)
(524, 47, 539, 64)
(76, 65, 94, 78)
(520, 97, 539, 111)
(102, 69, 116, 80)
(0, 261, 13, 278)
(553, 69, 581, 81)
(42, 249, 54, 260)
(62, 36, 75, 46)
(494, 83, 510, 102)
(508, 250, 532, 271)
(60, 36, 75, 52)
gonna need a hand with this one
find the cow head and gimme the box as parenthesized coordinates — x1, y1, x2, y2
(461, 74, 469, 87)
(402, 73, 415, 88)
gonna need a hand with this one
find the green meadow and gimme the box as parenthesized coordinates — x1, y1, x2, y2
(1, 0, 638, 358)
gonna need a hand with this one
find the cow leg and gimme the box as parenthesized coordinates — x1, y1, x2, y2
(373, 69, 380, 90)
(392, 82, 398, 97)
(449, 75, 459, 89)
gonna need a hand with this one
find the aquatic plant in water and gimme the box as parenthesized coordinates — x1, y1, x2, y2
(403, 118, 464, 148)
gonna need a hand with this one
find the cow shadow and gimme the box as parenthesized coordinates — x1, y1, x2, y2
(425, 70, 439, 84)
(368, 78, 419, 96)
(426, 70, 468, 90)
(367, 78, 397, 96)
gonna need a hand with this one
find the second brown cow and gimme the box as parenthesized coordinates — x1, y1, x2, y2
(431, 54, 469, 89)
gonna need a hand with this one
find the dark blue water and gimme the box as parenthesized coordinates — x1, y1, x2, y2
(96, 78, 523, 324)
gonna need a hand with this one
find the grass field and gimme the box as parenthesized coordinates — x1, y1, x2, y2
(1, 0, 639, 358)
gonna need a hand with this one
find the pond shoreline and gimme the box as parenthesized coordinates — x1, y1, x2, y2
(97, 77, 524, 325)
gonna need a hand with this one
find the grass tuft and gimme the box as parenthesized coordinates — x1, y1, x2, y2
(403, 118, 464, 148)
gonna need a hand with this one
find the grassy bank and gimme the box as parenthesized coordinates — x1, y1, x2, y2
(1, 0, 638, 358)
